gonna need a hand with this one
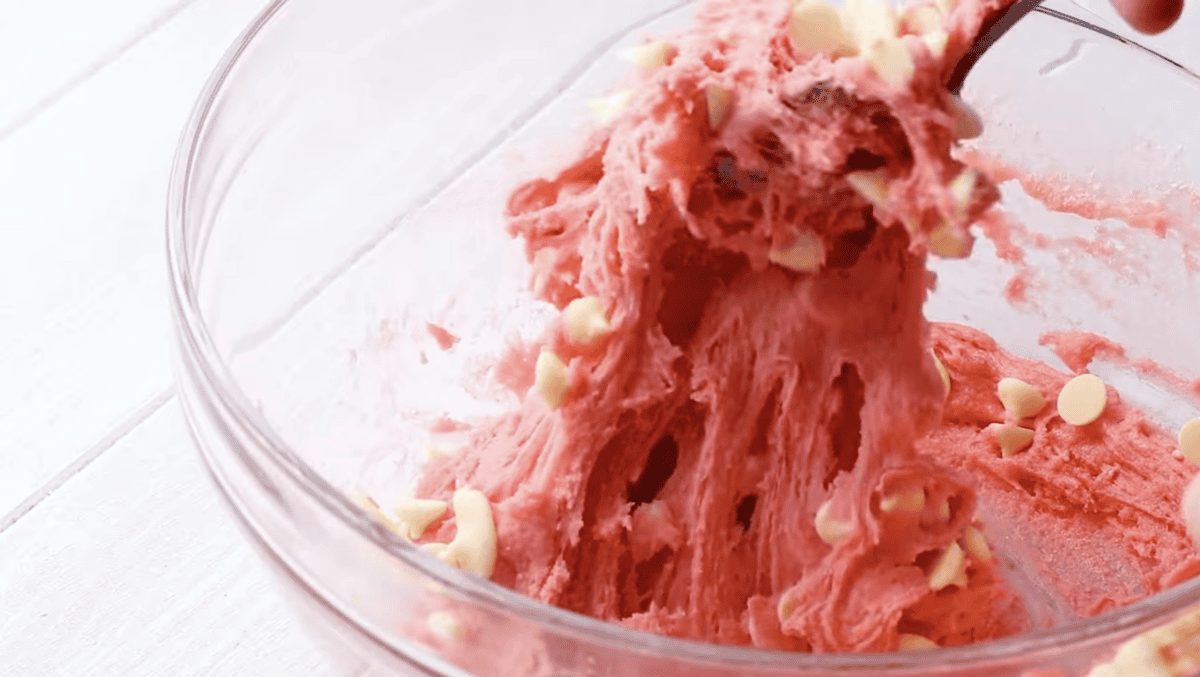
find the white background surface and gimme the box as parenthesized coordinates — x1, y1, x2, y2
(0, 1, 338, 675)
(1, 0, 1200, 675)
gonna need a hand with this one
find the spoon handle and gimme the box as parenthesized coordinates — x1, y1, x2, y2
(946, 0, 1046, 94)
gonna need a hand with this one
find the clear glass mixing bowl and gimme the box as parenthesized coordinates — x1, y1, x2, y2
(167, 0, 1200, 674)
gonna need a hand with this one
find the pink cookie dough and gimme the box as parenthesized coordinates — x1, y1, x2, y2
(412, 0, 1199, 653)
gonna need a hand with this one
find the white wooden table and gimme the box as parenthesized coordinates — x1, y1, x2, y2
(1, 1, 1199, 675)
(0, 1, 339, 674)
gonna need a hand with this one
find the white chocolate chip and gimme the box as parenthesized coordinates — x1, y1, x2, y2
(1179, 418, 1200, 465)
(947, 168, 977, 219)
(535, 350, 570, 409)
(841, 0, 899, 49)
(880, 487, 925, 513)
(769, 231, 825, 272)
(706, 85, 731, 129)
(845, 169, 890, 210)
(531, 247, 556, 294)
(937, 497, 951, 520)
(423, 541, 449, 556)
(932, 350, 951, 395)
(898, 633, 939, 650)
(900, 4, 948, 57)
(903, 5, 943, 33)
(864, 36, 915, 88)
(922, 30, 949, 58)
(997, 377, 1045, 420)
(778, 593, 799, 623)
(395, 498, 450, 540)
(947, 94, 983, 140)
(1106, 635, 1171, 677)
(425, 611, 467, 642)
(436, 488, 498, 578)
(814, 500, 854, 545)
(624, 38, 672, 70)
(986, 423, 1035, 458)
(587, 89, 636, 124)
(789, 0, 860, 58)
(927, 221, 972, 258)
(1105, 607, 1200, 677)
(563, 296, 612, 347)
(929, 541, 968, 590)
(424, 445, 461, 462)
(963, 525, 992, 562)
(1057, 374, 1108, 426)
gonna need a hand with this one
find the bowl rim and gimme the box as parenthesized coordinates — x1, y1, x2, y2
(166, 0, 1200, 671)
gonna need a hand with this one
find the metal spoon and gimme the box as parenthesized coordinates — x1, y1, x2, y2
(946, 0, 1046, 94)
(946, 0, 1200, 94)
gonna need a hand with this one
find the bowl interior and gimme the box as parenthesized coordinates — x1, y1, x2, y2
(182, 0, 1200, 669)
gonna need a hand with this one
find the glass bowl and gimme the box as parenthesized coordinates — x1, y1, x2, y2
(167, 0, 1200, 674)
